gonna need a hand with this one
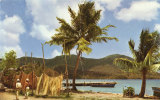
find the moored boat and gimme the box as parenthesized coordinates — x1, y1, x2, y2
(152, 87, 160, 97)
(63, 82, 117, 87)
(91, 82, 117, 87)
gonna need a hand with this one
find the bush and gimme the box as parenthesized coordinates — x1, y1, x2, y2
(123, 87, 135, 97)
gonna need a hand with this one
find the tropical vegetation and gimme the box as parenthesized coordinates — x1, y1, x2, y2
(0, 50, 18, 75)
(114, 29, 160, 97)
(46, 1, 118, 90)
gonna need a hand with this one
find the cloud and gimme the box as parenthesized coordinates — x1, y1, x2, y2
(30, 24, 54, 41)
(26, 0, 79, 41)
(0, 15, 25, 57)
(115, 0, 160, 22)
(94, 0, 122, 22)
(95, 0, 122, 11)
(154, 24, 160, 32)
(0, 46, 24, 58)
(51, 49, 61, 58)
(26, 0, 122, 41)
(70, 48, 77, 55)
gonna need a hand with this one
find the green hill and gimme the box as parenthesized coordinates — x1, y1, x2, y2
(16, 54, 160, 79)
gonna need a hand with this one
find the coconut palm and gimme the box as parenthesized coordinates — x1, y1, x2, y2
(46, 1, 118, 90)
(114, 29, 160, 97)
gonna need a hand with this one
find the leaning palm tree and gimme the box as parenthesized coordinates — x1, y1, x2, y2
(46, 1, 118, 90)
(114, 29, 160, 97)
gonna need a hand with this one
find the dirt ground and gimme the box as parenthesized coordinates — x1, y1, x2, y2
(0, 92, 159, 100)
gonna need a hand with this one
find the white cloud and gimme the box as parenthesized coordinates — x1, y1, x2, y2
(2, 16, 25, 34)
(26, 0, 122, 41)
(0, 15, 25, 57)
(95, 0, 122, 11)
(0, 46, 24, 58)
(94, 0, 122, 22)
(51, 49, 61, 58)
(30, 24, 54, 41)
(154, 24, 160, 32)
(70, 48, 77, 55)
(115, 0, 160, 22)
(26, 0, 79, 41)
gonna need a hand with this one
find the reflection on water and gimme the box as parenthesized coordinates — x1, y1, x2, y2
(63, 79, 160, 95)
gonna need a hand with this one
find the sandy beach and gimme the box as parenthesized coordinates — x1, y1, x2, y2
(0, 92, 159, 100)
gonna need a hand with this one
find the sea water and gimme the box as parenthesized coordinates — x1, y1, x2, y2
(63, 79, 160, 96)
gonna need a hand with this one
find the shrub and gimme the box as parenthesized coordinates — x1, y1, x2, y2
(123, 87, 135, 97)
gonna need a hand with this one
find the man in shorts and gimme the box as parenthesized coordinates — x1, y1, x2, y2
(16, 79, 22, 100)
(24, 78, 30, 99)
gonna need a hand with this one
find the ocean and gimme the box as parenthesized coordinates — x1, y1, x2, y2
(63, 79, 160, 96)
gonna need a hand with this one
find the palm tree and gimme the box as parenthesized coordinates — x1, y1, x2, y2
(114, 29, 160, 97)
(46, 1, 118, 91)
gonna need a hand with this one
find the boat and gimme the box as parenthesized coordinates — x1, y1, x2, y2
(91, 82, 117, 87)
(152, 87, 160, 92)
(152, 87, 160, 97)
(63, 82, 117, 87)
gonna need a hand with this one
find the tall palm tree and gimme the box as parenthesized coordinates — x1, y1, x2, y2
(114, 29, 160, 97)
(46, 1, 118, 90)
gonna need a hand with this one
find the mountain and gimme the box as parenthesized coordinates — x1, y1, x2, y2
(17, 54, 160, 79)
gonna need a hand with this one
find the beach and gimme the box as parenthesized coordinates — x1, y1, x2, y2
(0, 92, 158, 100)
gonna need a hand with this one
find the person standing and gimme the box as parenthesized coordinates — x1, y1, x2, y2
(16, 79, 22, 100)
(24, 78, 30, 99)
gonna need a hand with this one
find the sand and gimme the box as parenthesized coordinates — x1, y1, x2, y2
(0, 92, 159, 100)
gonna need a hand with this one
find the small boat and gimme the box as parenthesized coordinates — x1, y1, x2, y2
(91, 82, 117, 87)
(152, 87, 160, 92)
(63, 82, 117, 87)
(152, 87, 160, 97)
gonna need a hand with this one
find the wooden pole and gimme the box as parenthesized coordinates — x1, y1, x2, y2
(31, 52, 33, 95)
(41, 43, 45, 72)
(25, 52, 27, 65)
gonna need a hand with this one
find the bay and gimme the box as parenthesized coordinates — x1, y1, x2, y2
(64, 79, 160, 96)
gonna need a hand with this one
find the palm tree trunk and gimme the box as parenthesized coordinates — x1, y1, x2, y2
(64, 55, 69, 96)
(139, 69, 147, 98)
(72, 51, 81, 91)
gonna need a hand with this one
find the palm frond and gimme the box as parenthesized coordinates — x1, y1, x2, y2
(92, 10, 101, 24)
(77, 38, 92, 55)
(102, 25, 116, 31)
(56, 17, 76, 36)
(93, 36, 118, 43)
(114, 58, 135, 69)
(128, 39, 137, 60)
(149, 64, 160, 72)
(68, 6, 76, 20)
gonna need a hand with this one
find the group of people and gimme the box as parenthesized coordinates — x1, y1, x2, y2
(16, 78, 30, 100)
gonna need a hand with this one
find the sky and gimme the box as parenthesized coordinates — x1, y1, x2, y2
(0, 0, 160, 59)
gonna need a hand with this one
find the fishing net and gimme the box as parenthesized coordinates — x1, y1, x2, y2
(2, 71, 37, 89)
(13, 75, 20, 88)
(28, 72, 37, 89)
(36, 73, 63, 96)
(20, 72, 37, 90)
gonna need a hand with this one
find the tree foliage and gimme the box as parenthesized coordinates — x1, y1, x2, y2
(46, 1, 118, 55)
(114, 29, 160, 72)
(114, 29, 160, 97)
(0, 50, 18, 71)
(46, 1, 118, 90)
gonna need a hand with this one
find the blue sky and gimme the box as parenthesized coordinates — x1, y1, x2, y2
(0, 0, 160, 59)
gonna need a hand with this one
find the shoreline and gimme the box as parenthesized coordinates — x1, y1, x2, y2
(0, 91, 159, 100)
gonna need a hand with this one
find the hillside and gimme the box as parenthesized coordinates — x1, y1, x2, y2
(16, 54, 160, 79)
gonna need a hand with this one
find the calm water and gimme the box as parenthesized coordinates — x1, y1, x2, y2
(63, 79, 160, 96)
